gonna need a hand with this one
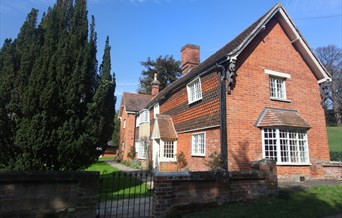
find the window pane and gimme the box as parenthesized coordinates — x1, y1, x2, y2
(164, 141, 174, 158)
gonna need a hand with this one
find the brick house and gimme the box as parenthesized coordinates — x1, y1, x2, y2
(120, 3, 332, 180)
(118, 92, 151, 161)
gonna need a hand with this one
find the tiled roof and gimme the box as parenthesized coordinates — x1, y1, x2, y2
(255, 108, 310, 128)
(122, 92, 151, 112)
(145, 4, 280, 109)
(156, 114, 178, 140)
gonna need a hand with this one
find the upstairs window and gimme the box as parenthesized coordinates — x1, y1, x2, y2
(270, 77, 286, 99)
(187, 77, 202, 104)
(139, 109, 149, 124)
(264, 69, 291, 101)
(192, 133, 205, 156)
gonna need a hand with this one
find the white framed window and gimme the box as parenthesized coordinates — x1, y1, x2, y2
(264, 69, 290, 101)
(154, 103, 159, 118)
(262, 128, 309, 164)
(160, 140, 177, 161)
(270, 77, 286, 99)
(136, 141, 147, 159)
(192, 132, 205, 156)
(187, 77, 202, 104)
(123, 119, 126, 128)
(121, 143, 125, 152)
(139, 109, 149, 124)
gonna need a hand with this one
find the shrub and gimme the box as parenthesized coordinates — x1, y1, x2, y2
(205, 152, 224, 171)
(176, 151, 188, 170)
(127, 146, 136, 160)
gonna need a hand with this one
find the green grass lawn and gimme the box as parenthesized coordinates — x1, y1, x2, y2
(85, 158, 152, 201)
(327, 126, 342, 152)
(182, 186, 342, 218)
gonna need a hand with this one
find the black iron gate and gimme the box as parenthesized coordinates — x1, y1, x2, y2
(97, 171, 154, 218)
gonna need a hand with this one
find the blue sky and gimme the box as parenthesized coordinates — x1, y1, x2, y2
(1, 0, 341, 109)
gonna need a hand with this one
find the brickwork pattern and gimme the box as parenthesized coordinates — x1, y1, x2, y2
(119, 110, 136, 161)
(153, 159, 277, 217)
(0, 171, 99, 217)
(226, 18, 329, 176)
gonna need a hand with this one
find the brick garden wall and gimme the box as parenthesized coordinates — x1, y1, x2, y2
(153, 159, 278, 217)
(0, 171, 99, 218)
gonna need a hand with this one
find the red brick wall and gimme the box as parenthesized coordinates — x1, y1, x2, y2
(176, 128, 220, 171)
(226, 18, 329, 176)
(119, 110, 136, 161)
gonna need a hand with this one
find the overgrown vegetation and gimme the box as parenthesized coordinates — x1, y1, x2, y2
(182, 186, 342, 218)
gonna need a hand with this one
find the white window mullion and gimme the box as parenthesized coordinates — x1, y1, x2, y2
(261, 129, 265, 159)
(276, 129, 281, 164)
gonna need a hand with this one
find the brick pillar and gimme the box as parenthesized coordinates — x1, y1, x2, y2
(250, 158, 278, 195)
(153, 172, 190, 217)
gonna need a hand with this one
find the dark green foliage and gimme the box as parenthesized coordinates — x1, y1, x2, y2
(137, 55, 182, 94)
(0, 0, 115, 170)
(111, 112, 120, 148)
(330, 151, 342, 161)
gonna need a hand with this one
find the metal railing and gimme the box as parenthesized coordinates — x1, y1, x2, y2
(97, 171, 154, 218)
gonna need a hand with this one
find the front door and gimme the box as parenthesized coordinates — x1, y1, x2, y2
(152, 139, 160, 170)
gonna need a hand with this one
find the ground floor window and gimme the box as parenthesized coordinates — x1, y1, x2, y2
(262, 128, 309, 164)
(136, 141, 147, 159)
(159, 140, 176, 161)
(192, 132, 205, 156)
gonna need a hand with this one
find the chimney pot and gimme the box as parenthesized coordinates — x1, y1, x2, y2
(151, 72, 160, 97)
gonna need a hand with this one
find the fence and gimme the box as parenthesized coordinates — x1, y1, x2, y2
(97, 171, 154, 218)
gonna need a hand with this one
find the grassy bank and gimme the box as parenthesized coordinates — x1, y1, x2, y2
(85, 158, 151, 201)
(327, 126, 342, 152)
(183, 186, 342, 218)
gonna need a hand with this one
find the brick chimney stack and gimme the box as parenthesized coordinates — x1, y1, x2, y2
(151, 72, 160, 97)
(181, 44, 200, 76)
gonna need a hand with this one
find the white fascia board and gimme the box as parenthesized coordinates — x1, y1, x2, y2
(278, 8, 331, 82)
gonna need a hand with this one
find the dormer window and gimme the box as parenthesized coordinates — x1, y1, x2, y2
(187, 77, 202, 104)
(264, 69, 291, 102)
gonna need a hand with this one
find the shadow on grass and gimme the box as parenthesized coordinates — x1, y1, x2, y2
(180, 186, 342, 218)
(99, 171, 153, 202)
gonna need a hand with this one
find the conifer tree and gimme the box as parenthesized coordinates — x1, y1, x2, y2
(0, 0, 115, 170)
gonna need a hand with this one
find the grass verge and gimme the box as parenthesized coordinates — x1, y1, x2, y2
(85, 158, 152, 202)
(327, 126, 342, 152)
(182, 186, 342, 218)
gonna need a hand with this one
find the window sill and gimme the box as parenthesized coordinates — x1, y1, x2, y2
(191, 154, 205, 157)
(270, 97, 292, 103)
(159, 158, 176, 162)
(276, 163, 311, 166)
(188, 98, 202, 105)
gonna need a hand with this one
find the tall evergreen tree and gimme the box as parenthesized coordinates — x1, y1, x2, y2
(138, 55, 181, 94)
(0, 0, 115, 170)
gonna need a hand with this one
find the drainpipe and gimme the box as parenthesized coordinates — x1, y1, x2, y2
(216, 58, 236, 172)
(216, 63, 229, 172)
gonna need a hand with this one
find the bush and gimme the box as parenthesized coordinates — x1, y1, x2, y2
(330, 151, 342, 161)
